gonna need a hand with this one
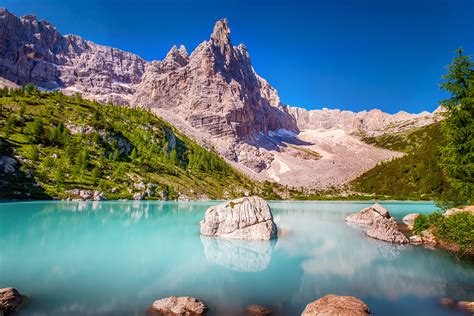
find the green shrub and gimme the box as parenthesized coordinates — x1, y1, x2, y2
(413, 212, 444, 234)
(437, 212, 474, 252)
(413, 211, 474, 253)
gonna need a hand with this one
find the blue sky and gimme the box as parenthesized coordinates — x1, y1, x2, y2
(2, 0, 473, 113)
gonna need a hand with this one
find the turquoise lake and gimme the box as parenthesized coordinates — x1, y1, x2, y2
(1, 201, 473, 315)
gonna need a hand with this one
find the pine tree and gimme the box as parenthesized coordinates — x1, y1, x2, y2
(29, 118, 45, 143)
(92, 166, 101, 185)
(130, 147, 137, 160)
(439, 48, 474, 205)
(4, 115, 15, 137)
(30, 145, 40, 162)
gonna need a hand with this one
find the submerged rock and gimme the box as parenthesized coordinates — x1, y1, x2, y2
(147, 296, 207, 315)
(201, 236, 273, 272)
(301, 294, 371, 316)
(0, 287, 23, 313)
(200, 196, 277, 240)
(345, 203, 389, 226)
(440, 298, 474, 314)
(244, 304, 272, 315)
(365, 217, 409, 244)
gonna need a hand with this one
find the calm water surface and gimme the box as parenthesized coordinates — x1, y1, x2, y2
(0, 201, 473, 315)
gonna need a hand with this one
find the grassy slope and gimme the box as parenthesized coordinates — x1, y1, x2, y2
(351, 123, 451, 199)
(0, 89, 260, 200)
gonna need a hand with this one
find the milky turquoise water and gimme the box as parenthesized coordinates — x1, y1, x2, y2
(0, 201, 473, 315)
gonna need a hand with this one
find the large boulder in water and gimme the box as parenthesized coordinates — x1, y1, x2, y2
(301, 294, 371, 316)
(0, 287, 23, 314)
(346, 204, 408, 244)
(365, 217, 409, 244)
(147, 296, 207, 315)
(345, 203, 389, 226)
(200, 196, 277, 240)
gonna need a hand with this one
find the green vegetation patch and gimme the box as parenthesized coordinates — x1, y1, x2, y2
(352, 123, 449, 200)
(413, 211, 474, 254)
(0, 85, 258, 200)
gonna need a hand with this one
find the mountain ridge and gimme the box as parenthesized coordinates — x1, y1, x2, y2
(0, 8, 440, 189)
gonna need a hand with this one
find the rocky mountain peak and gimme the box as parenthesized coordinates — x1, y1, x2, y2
(211, 18, 231, 45)
(163, 45, 189, 67)
(210, 18, 233, 63)
(21, 14, 37, 22)
(178, 45, 188, 58)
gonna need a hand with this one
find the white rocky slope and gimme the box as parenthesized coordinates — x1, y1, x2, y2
(0, 9, 441, 189)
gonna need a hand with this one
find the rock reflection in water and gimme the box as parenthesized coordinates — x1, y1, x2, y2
(201, 236, 275, 272)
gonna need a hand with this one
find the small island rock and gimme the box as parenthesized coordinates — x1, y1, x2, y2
(244, 304, 272, 315)
(0, 287, 23, 313)
(347, 204, 408, 244)
(200, 196, 277, 240)
(345, 203, 389, 226)
(147, 296, 207, 316)
(301, 294, 371, 316)
(365, 217, 409, 244)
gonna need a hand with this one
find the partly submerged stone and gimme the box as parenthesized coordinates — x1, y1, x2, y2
(345, 203, 389, 226)
(244, 304, 272, 315)
(200, 196, 277, 240)
(0, 287, 23, 313)
(440, 298, 474, 314)
(301, 294, 371, 316)
(347, 204, 408, 244)
(147, 296, 207, 316)
(365, 217, 409, 244)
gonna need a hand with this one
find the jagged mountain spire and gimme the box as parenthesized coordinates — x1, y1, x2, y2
(210, 18, 233, 63)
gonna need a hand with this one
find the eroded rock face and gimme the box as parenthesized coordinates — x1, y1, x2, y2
(301, 294, 371, 316)
(0, 8, 146, 105)
(0, 287, 23, 313)
(200, 196, 277, 240)
(345, 203, 389, 226)
(147, 296, 207, 316)
(132, 19, 298, 172)
(365, 217, 409, 244)
(288, 106, 441, 137)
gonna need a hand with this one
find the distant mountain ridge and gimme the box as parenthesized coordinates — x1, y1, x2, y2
(288, 106, 442, 136)
(0, 8, 440, 188)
